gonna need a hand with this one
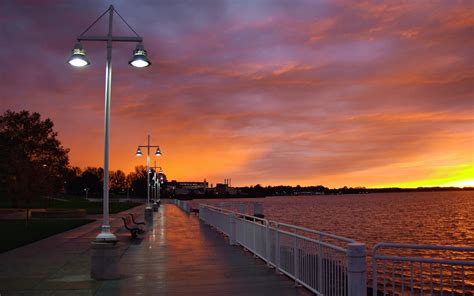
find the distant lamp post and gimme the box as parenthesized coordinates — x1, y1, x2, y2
(150, 162, 164, 211)
(68, 5, 151, 242)
(136, 147, 143, 156)
(136, 135, 161, 221)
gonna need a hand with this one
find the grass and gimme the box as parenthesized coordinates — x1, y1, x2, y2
(0, 196, 141, 214)
(0, 219, 94, 253)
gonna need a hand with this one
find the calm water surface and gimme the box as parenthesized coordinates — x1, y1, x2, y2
(196, 191, 474, 248)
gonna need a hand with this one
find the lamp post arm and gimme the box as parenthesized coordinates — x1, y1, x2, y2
(137, 145, 160, 148)
(78, 36, 143, 42)
(77, 5, 143, 43)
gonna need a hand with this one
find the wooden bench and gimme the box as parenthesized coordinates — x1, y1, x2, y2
(121, 216, 145, 239)
(129, 213, 145, 226)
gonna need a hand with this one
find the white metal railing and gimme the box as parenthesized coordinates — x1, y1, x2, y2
(170, 199, 191, 213)
(199, 204, 367, 296)
(372, 243, 474, 295)
(211, 201, 264, 216)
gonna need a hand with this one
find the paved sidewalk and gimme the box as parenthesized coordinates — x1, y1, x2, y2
(0, 205, 145, 296)
(0, 204, 312, 296)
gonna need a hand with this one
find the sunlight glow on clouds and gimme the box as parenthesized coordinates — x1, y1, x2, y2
(0, 0, 473, 187)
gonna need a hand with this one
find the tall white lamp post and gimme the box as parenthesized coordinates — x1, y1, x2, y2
(136, 135, 161, 222)
(67, 5, 151, 242)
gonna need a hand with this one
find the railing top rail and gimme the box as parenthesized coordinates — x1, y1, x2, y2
(200, 204, 235, 214)
(236, 212, 267, 222)
(276, 228, 348, 253)
(236, 216, 267, 227)
(373, 242, 474, 256)
(201, 203, 268, 222)
(273, 221, 356, 243)
(374, 254, 474, 266)
(200, 203, 357, 246)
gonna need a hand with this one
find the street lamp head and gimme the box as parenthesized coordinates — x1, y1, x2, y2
(129, 43, 151, 68)
(67, 42, 90, 67)
(136, 147, 143, 156)
(155, 147, 161, 156)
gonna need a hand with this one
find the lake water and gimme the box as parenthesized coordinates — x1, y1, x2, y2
(193, 191, 474, 249)
(191, 191, 474, 293)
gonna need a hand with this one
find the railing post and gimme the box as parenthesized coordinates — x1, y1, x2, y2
(294, 235, 299, 285)
(199, 205, 204, 221)
(275, 223, 280, 274)
(239, 203, 246, 214)
(372, 247, 378, 296)
(253, 217, 256, 251)
(229, 213, 237, 245)
(265, 220, 271, 267)
(185, 202, 190, 213)
(347, 243, 367, 296)
(253, 202, 263, 216)
(318, 235, 323, 291)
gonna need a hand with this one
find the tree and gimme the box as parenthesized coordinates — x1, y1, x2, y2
(63, 166, 83, 196)
(110, 170, 127, 194)
(81, 167, 103, 196)
(0, 110, 70, 218)
(128, 166, 148, 197)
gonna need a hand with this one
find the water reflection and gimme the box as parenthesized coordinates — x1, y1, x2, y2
(194, 191, 474, 248)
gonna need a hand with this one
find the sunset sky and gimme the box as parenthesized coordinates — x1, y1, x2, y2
(1, 1, 473, 188)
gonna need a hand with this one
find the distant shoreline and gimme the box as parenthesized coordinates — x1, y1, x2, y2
(169, 186, 473, 200)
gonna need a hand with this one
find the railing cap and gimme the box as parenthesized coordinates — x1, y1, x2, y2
(348, 243, 366, 256)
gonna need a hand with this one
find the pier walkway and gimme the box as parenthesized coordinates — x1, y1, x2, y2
(0, 204, 312, 295)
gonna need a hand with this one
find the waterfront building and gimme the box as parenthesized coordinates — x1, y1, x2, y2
(167, 180, 209, 195)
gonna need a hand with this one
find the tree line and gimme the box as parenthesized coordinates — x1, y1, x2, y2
(64, 165, 167, 198)
(0, 110, 165, 207)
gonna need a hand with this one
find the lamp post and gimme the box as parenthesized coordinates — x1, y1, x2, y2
(136, 135, 161, 222)
(67, 5, 150, 242)
(150, 162, 164, 211)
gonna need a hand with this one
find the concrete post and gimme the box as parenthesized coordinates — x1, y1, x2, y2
(91, 241, 120, 280)
(229, 213, 237, 245)
(144, 207, 153, 224)
(347, 243, 367, 296)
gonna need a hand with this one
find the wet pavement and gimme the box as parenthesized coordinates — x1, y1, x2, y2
(0, 204, 312, 296)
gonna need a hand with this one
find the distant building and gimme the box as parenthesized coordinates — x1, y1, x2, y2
(167, 180, 209, 195)
(215, 183, 239, 195)
(215, 183, 228, 195)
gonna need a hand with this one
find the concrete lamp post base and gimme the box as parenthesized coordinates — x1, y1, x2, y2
(91, 240, 120, 280)
(152, 202, 159, 212)
(144, 207, 153, 224)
